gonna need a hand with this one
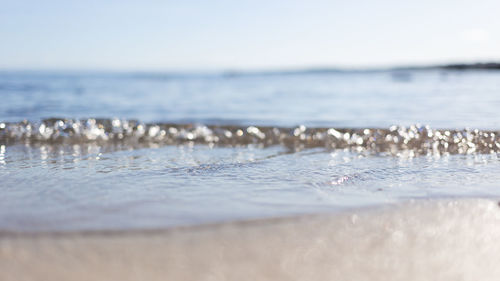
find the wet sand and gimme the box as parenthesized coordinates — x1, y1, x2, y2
(2, 198, 500, 281)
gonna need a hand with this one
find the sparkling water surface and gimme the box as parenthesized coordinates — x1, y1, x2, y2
(1, 69, 500, 232)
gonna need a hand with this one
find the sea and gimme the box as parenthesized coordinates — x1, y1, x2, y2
(1, 69, 500, 232)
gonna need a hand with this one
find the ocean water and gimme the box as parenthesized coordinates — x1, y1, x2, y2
(1, 69, 500, 232)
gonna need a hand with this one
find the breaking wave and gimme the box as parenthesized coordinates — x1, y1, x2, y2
(1, 118, 499, 155)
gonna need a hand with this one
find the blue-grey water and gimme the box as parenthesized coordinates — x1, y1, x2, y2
(1, 69, 500, 232)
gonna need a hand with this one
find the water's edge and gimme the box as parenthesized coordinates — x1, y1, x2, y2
(2, 198, 500, 281)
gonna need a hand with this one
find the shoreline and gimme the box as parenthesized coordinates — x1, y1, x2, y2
(2, 198, 500, 280)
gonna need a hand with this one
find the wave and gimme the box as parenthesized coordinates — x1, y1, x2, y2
(1, 118, 499, 155)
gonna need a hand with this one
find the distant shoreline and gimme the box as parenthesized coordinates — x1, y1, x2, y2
(437, 62, 500, 70)
(1, 62, 500, 78)
(223, 62, 500, 77)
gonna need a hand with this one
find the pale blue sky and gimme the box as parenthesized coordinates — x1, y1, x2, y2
(1, 0, 499, 70)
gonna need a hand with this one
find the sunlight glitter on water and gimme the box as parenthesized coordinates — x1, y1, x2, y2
(1, 69, 500, 232)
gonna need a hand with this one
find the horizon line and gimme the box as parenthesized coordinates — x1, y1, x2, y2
(1, 61, 499, 76)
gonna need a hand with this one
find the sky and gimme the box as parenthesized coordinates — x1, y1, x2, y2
(0, 0, 499, 71)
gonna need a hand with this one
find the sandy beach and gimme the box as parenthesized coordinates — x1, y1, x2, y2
(3, 1, 500, 280)
(2, 198, 500, 281)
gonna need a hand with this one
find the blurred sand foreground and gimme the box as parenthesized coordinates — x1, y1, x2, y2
(2, 199, 500, 281)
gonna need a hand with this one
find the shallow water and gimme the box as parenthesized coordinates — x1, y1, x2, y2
(1, 69, 500, 232)
(2, 69, 500, 128)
